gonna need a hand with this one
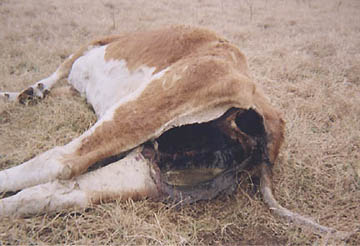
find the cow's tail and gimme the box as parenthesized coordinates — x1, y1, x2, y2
(259, 162, 353, 239)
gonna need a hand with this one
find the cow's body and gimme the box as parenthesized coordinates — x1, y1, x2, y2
(0, 26, 344, 236)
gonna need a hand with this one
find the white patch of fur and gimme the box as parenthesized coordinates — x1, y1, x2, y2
(0, 180, 88, 217)
(95, 66, 169, 125)
(77, 148, 156, 198)
(68, 45, 166, 119)
(37, 70, 61, 90)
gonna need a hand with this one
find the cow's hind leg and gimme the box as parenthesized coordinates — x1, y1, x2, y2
(0, 146, 72, 193)
(0, 148, 157, 218)
(0, 117, 106, 193)
(0, 110, 101, 193)
(0, 94, 148, 193)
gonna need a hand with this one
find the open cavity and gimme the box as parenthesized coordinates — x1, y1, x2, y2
(155, 119, 245, 186)
(143, 108, 267, 197)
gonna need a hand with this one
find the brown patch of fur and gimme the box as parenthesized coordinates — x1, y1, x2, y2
(105, 25, 221, 73)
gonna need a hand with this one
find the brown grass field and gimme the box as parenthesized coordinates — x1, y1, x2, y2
(0, 0, 359, 244)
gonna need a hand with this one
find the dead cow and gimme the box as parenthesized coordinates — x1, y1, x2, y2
(0, 26, 342, 235)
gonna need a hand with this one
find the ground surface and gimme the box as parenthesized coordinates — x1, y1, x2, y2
(0, 0, 359, 244)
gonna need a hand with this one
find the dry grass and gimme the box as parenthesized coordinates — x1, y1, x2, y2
(0, 0, 359, 244)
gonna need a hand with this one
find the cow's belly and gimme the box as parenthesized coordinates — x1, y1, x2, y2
(68, 45, 158, 118)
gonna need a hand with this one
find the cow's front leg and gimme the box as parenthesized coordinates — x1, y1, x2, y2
(16, 71, 62, 104)
(0, 148, 158, 218)
(0, 70, 63, 104)
(0, 50, 78, 104)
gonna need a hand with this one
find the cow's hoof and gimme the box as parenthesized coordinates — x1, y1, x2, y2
(18, 87, 39, 105)
(17, 85, 49, 105)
